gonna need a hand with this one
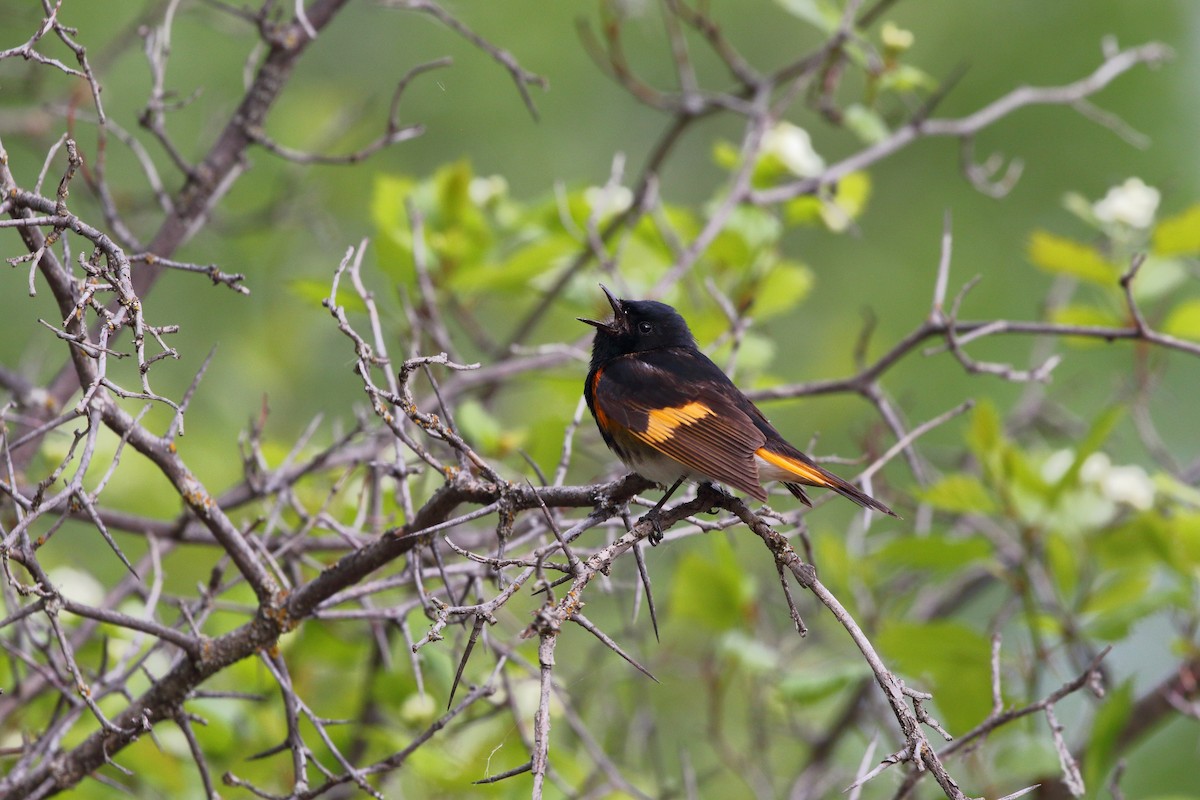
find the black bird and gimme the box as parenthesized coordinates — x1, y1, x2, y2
(580, 285, 897, 521)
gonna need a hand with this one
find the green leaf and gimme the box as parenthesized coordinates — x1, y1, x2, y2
(783, 195, 824, 227)
(916, 473, 997, 514)
(1003, 444, 1052, 500)
(712, 139, 742, 171)
(669, 536, 756, 631)
(371, 175, 416, 280)
(1164, 298, 1200, 341)
(1129, 256, 1187, 302)
(706, 207, 781, 270)
(754, 152, 803, 187)
(820, 171, 872, 231)
(640, 204, 700, 247)
(773, 0, 841, 32)
(871, 534, 993, 576)
(717, 630, 778, 673)
(608, 236, 673, 291)
(844, 104, 890, 144)
(1049, 304, 1125, 347)
(1043, 530, 1080, 598)
(710, 331, 776, 377)
(723, 205, 783, 251)
(811, 529, 858, 596)
(876, 620, 992, 733)
(1155, 474, 1200, 509)
(455, 399, 501, 451)
(448, 233, 575, 294)
(631, 213, 684, 266)
(990, 731, 1062, 788)
(371, 174, 415, 235)
(460, 400, 526, 458)
(749, 263, 814, 319)
(1094, 513, 1173, 573)
(532, 187, 589, 231)
(708, 227, 754, 268)
(1080, 568, 1157, 640)
(878, 63, 938, 93)
(779, 662, 871, 704)
(1027, 230, 1119, 285)
(966, 399, 1003, 464)
(435, 160, 473, 222)
(783, 172, 872, 231)
(1152, 203, 1200, 256)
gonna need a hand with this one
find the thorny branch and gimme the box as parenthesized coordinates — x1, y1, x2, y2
(0, 2, 1195, 800)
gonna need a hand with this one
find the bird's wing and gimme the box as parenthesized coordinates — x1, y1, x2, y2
(591, 349, 768, 500)
(723, 371, 900, 517)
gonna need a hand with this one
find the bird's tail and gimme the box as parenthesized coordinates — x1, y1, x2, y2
(757, 445, 898, 517)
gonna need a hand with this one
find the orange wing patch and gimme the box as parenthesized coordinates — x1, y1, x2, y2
(755, 447, 834, 487)
(639, 402, 713, 443)
(591, 368, 610, 429)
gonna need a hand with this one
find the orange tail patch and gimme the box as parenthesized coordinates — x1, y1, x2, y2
(757, 445, 899, 517)
(755, 447, 834, 486)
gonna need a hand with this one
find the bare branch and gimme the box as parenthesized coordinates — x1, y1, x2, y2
(752, 42, 1172, 205)
(384, 0, 547, 120)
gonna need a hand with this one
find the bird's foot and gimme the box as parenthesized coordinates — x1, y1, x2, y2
(638, 475, 687, 546)
(697, 482, 733, 512)
(639, 508, 666, 546)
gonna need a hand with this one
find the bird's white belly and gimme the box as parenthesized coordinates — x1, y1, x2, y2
(624, 451, 781, 491)
(625, 449, 695, 487)
(754, 454, 794, 484)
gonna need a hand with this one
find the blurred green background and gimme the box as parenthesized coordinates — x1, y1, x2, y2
(3, 1, 1200, 797)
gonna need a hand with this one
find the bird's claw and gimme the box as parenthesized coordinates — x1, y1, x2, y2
(640, 509, 666, 546)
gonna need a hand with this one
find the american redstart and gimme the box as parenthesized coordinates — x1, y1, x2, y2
(580, 286, 897, 527)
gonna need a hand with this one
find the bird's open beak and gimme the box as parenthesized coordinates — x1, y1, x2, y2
(577, 284, 624, 333)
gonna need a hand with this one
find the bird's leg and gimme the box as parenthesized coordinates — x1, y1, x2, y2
(641, 475, 686, 546)
(696, 481, 733, 511)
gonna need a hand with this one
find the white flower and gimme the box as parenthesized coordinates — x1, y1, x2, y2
(1079, 452, 1155, 510)
(762, 122, 825, 178)
(1092, 178, 1160, 229)
(468, 175, 508, 206)
(1099, 464, 1155, 510)
(1041, 449, 1075, 483)
(584, 184, 633, 218)
(1079, 452, 1111, 483)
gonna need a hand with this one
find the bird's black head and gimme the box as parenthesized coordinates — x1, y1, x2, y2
(579, 285, 696, 367)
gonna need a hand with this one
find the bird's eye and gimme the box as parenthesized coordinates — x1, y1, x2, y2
(637, 321, 653, 334)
